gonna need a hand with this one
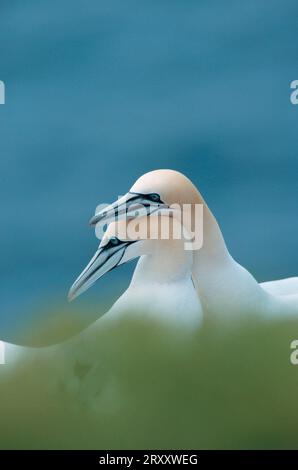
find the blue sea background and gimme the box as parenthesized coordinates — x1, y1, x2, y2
(0, 0, 297, 339)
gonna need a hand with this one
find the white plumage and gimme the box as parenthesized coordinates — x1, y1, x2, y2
(91, 169, 298, 320)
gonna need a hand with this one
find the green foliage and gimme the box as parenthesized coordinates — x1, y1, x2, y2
(1, 313, 298, 449)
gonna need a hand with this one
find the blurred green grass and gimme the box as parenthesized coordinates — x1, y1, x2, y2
(1, 312, 298, 449)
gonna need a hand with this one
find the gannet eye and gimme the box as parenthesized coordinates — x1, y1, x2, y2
(109, 237, 119, 246)
(149, 193, 160, 202)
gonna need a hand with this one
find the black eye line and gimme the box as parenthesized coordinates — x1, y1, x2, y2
(106, 237, 136, 249)
(82, 237, 137, 286)
(108, 236, 121, 247)
(128, 191, 164, 204)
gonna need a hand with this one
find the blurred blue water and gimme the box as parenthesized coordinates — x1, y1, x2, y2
(0, 0, 297, 337)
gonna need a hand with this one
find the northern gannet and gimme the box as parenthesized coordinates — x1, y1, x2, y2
(69, 215, 202, 327)
(1, 208, 202, 366)
(90, 169, 298, 319)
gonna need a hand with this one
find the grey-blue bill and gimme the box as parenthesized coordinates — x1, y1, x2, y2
(68, 238, 136, 301)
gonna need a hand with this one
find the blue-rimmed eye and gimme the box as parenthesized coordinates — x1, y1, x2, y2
(149, 193, 160, 202)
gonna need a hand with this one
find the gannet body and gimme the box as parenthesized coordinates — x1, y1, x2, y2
(69, 216, 202, 328)
(91, 169, 298, 320)
(260, 277, 298, 296)
(107, 266, 200, 327)
(0, 340, 33, 366)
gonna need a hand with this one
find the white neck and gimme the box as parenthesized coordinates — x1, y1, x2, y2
(131, 239, 193, 285)
(190, 189, 272, 316)
(108, 238, 202, 327)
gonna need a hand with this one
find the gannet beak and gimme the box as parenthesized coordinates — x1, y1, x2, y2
(68, 238, 137, 301)
(89, 192, 169, 227)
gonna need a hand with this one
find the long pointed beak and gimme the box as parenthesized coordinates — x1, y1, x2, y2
(68, 241, 131, 301)
(89, 194, 133, 227)
(89, 192, 169, 227)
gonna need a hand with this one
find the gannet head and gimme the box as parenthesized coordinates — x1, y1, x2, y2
(68, 221, 137, 301)
(130, 169, 200, 206)
(68, 215, 188, 301)
(89, 169, 201, 228)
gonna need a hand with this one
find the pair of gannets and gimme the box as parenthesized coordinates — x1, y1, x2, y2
(70, 214, 202, 327)
(69, 169, 298, 325)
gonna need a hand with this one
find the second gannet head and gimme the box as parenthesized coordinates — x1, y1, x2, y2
(68, 215, 193, 301)
(89, 169, 202, 227)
